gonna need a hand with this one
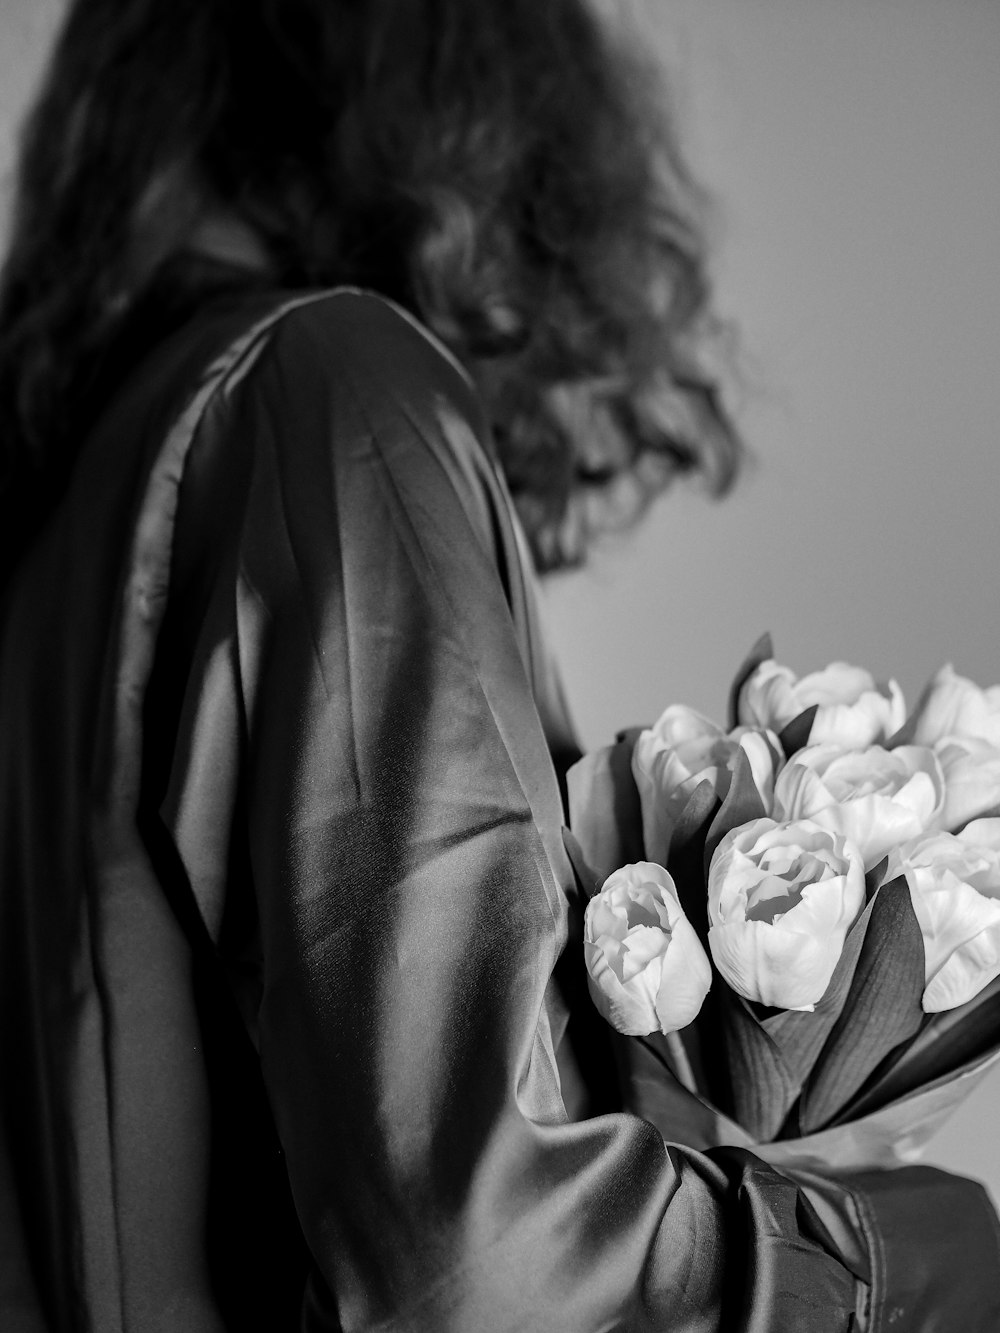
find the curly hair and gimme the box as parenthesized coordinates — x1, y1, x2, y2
(0, 0, 741, 575)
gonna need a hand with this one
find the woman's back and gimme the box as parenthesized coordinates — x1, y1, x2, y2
(0, 286, 570, 1327)
(0, 286, 595, 1329)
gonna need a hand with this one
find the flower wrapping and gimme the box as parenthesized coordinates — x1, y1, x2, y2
(566, 634, 1000, 1171)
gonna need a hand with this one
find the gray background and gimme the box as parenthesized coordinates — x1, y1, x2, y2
(3, 0, 999, 1198)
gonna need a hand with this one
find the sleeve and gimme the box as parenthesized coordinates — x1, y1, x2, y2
(229, 292, 1000, 1332)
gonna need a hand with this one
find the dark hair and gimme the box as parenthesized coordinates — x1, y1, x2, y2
(0, 0, 741, 574)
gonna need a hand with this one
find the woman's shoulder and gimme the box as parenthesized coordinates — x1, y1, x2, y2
(210, 287, 500, 552)
(91, 284, 503, 579)
(200, 286, 486, 444)
(239, 287, 493, 477)
(91, 282, 520, 641)
(115, 283, 487, 465)
(263, 287, 477, 404)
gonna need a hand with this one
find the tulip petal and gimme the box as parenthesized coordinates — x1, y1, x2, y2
(911, 665, 1000, 749)
(923, 932, 1000, 1012)
(806, 797, 925, 870)
(909, 877, 1000, 1011)
(707, 818, 866, 1013)
(773, 744, 945, 869)
(741, 658, 904, 748)
(654, 913, 713, 1031)
(958, 818, 1000, 850)
(935, 739, 1000, 833)
(708, 919, 837, 1011)
(585, 941, 661, 1036)
(632, 706, 727, 865)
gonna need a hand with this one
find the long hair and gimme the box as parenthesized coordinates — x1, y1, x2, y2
(0, 0, 741, 574)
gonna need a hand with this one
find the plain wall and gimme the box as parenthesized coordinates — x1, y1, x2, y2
(0, 0, 61, 223)
(3, 0, 1000, 1200)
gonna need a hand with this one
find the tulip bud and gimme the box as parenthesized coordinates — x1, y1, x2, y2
(584, 862, 712, 1036)
(933, 736, 1000, 833)
(631, 705, 780, 865)
(707, 818, 866, 1011)
(772, 744, 945, 870)
(739, 659, 905, 750)
(909, 665, 1000, 749)
(887, 820, 1000, 1012)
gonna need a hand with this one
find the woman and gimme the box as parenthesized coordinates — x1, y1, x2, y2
(0, 1, 997, 1329)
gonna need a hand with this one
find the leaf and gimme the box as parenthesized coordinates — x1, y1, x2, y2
(719, 993, 801, 1141)
(716, 897, 876, 1141)
(759, 1042, 1000, 1169)
(669, 778, 719, 858)
(561, 827, 602, 901)
(727, 632, 774, 730)
(884, 716, 918, 749)
(778, 704, 818, 757)
(843, 971, 1000, 1120)
(665, 780, 719, 946)
(885, 674, 936, 749)
(566, 738, 644, 882)
(798, 876, 926, 1133)
(865, 856, 890, 901)
(703, 746, 768, 869)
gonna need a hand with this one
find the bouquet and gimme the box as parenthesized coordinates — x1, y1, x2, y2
(566, 635, 1000, 1171)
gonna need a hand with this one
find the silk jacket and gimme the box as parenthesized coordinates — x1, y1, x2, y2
(1, 287, 998, 1331)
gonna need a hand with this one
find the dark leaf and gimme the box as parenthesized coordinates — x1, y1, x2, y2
(566, 737, 644, 881)
(561, 827, 602, 902)
(798, 876, 925, 1133)
(758, 892, 876, 1089)
(670, 778, 720, 857)
(843, 972, 1000, 1120)
(778, 705, 818, 757)
(864, 856, 890, 902)
(884, 716, 918, 749)
(720, 993, 801, 1141)
(704, 746, 768, 869)
(665, 781, 719, 947)
(885, 675, 935, 749)
(727, 632, 774, 731)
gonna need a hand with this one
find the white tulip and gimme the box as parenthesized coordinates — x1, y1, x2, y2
(910, 665, 1000, 749)
(584, 862, 712, 1036)
(772, 744, 945, 870)
(631, 705, 780, 864)
(887, 820, 1000, 1012)
(933, 736, 1000, 833)
(738, 659, 905, 750)
(707, 818, 866, 1011)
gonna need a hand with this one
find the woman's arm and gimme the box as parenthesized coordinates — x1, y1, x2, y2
(223, 291, 999, 1331)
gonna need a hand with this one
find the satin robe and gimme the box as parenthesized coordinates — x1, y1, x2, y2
(1, 287, 998, 1331)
